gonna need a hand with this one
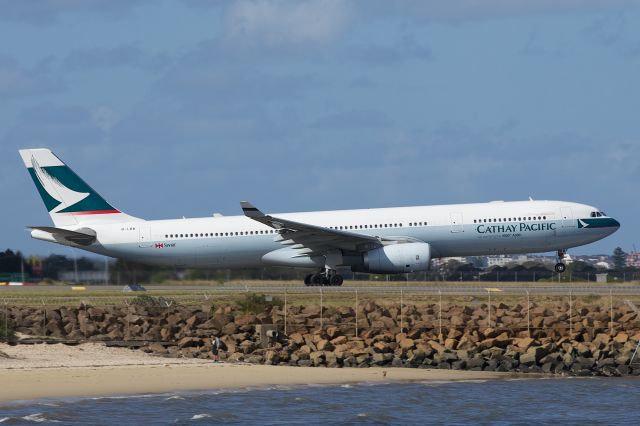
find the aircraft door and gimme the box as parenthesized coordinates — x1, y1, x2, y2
(138, 225, 152, 247)
(450, 212, 464, 233)
(560, 207, 576, 228)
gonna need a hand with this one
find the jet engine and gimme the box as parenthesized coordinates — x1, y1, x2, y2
(357, 242, 431, 274)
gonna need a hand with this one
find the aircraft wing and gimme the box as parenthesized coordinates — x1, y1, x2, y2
(241, 201, 383, 255)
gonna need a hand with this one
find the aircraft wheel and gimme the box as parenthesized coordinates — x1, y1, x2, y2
(304, 274, 313, 286)
(311, 274, 324, 286)
(330, 275, 344, 286)
(555, 262, 566, 273)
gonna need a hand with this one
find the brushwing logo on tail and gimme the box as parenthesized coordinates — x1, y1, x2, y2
(31, 157, 90, 213)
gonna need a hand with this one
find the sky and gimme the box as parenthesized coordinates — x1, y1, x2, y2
(1, 0, 640, 257)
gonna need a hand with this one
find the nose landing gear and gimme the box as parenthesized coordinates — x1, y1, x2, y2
(555, 249, 567, 273)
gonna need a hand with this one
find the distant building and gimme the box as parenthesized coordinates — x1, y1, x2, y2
(626, 252, 640, 268)
(487, 255, 536, 267)
(431, 257, 468, 268)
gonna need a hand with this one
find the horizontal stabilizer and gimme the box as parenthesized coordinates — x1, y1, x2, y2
(29, 226, 96, 246)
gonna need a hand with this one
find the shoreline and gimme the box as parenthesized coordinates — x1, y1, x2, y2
(1, 343, 515, 403)
(0, 364, 517, 403)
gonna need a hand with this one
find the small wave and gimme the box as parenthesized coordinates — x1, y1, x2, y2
(191, 413, 212, 420)
(20, 413, 61, 423)
(90, 393, 165, 401)
(0, 418, 10, 423)
(357, 413, 368, 417)
(165, 395, 185, 401)
(340, 384, 352, 388)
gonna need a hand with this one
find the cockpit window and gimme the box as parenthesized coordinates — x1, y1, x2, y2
(591, 212, 597, 217)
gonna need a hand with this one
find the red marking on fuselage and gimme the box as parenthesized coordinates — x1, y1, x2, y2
(62, 210, 121, 215)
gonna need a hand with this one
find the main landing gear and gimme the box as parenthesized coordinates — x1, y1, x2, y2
(304, 270, 344, 286)
(555, 249, 567, 273)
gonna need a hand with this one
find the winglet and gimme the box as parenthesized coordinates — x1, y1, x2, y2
(240, 201, 264, 218)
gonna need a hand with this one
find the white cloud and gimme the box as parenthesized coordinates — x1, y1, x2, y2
(364, 0, 640, 23)
(225, 0, 351, 46)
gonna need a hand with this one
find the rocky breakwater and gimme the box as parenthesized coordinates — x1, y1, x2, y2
(5, 300, 640, 376)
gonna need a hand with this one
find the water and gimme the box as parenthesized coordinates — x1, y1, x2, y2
(1, 378, 639, 425)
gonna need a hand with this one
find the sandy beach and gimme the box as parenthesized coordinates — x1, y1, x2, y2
(0, 343, 512, 402)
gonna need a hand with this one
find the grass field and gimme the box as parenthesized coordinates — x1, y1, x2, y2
(1, 280, 640, 308)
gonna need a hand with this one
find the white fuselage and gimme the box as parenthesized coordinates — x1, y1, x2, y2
(57, 200, 618, 269)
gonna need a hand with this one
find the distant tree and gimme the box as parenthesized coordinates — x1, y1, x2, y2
(467, 256, 488, 268)
(0, 249, 31, 275)
(41, 254, 74, 279)
(612, 247, 627, 270)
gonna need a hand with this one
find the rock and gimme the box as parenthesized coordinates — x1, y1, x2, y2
(597, 357, 615, 368)
(177, 337, 203, 348)
(331, 335, 347, 345)
(264, 350, 279, 365)
(325, 326, 339, 339)
(310, 351, 325, 366)
(288, 333, 305, 345)
(520, 346, 548, 366)
(615, 355, 630, 365)
(245, 355, 264, 364)
(614, 332, 629, 344)
(399, 338, 415, 350)
(325, 352, 340, 368)
(444, 338, 458, 350)
(513, 337, 534, 349)
(616, 365, 630, 375)
(477, 338, 497, 351)
(239, 340, 256, 353)
(221, 322, 238, 335)
(574, 357, 595, 370)
(466, 356, 485, 369)
(317, 339, 334, 352)
(451, 360, 466, 370)
(373, 341, 389, 353)
(147, 343, 167, 354)
(428, 340, 445, 353)
(575, 343, 592, 357)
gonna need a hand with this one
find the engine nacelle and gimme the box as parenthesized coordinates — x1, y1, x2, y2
(360, 242, 431, 274)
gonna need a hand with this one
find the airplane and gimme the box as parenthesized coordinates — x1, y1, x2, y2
(19, 148, 620, 286)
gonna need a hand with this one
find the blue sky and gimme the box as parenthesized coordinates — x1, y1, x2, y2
(1, 0, 639, 256)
